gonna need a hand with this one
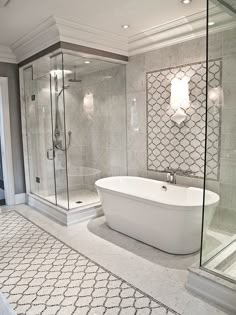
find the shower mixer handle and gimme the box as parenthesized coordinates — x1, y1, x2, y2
(47, 149, 55, 160)
(54, 131, 72, 151)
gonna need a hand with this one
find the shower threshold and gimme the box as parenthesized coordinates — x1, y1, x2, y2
(27, 193, 103, 225)
(203, 236, 236, 282)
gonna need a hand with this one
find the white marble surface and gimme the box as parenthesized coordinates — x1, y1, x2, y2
(1, 205, 230, 315)
(46, 189, 99, 209)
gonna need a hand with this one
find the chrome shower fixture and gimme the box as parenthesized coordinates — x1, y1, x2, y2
(68, 69, 82, 83)
(53, 75, 72, 152)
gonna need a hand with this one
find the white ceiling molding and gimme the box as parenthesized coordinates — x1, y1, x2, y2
(11, 15, 128, 63)
(0, 45, 16, 63)
(55, 17, 128, 57)
(128, 7, 235, 55)
(6, 7, 236, 64)
(11, 16, 60, 63)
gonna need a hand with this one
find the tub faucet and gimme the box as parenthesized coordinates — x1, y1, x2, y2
(165, 168, 196, 184)
(166, 168, 176, 184)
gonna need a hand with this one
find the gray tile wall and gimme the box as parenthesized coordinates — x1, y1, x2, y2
(208, 27, 236, 231)
(65, 65, 127, 193)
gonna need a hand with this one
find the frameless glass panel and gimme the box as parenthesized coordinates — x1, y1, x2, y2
(23, 66, 56, 203)
(63, 53, 127, 209)
(201, 0, 236, 283)
(50, 53, 70, 210)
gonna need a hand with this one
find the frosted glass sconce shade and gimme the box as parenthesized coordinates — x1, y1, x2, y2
(83, 93, 94, 119)
(170, 77, 190, 110)
(208, 86, 223, 106)
(170, 77, 190, 125)
(130, 98, 139, 132)
(171, 108, 187, 125)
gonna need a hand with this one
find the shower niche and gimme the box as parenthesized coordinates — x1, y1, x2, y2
(20, 50, 127, 224)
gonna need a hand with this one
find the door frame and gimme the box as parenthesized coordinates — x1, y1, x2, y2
(0, 77, 15, 205)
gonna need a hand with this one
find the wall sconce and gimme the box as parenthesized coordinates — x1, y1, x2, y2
(170, 77, 190, 125)
(130, 98, 139, 132)
(208, 86, 222, 107)
(83, 93, 94, 119)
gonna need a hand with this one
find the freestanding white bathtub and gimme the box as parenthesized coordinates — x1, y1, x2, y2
(95, 176, 219, 255)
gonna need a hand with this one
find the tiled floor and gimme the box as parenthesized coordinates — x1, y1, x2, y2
(0, 205, 230, 315)
(0, 211, 180, 315)
(46, 190, 99, 209)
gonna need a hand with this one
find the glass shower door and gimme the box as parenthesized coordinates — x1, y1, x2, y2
(200, 0, 236, 283)
(24, 67, 57, 204)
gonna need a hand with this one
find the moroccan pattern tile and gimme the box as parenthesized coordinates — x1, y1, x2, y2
(147, 60, 222, 180)
(0, 212, 180, 315)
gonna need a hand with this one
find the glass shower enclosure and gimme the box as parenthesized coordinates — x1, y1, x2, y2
(201, 0, 236, 284)
(22, 50, 127, 211)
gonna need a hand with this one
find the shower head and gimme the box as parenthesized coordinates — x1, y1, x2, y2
(68, 78, 82, 83)
(68, 70, 82, 83)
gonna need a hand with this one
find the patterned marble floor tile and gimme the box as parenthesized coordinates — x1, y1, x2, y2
(0, 211, 180, 315)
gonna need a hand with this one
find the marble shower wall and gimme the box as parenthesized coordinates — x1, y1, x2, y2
(207, 27, 236, 231)
(64, 64, 127, 193)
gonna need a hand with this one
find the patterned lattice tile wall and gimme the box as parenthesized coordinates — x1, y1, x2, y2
(147, 60, 222, 180)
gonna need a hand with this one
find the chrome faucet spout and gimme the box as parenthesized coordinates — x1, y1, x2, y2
(165, 168, 176, 184)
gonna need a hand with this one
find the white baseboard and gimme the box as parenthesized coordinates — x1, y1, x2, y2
(15, 193, 26, 205)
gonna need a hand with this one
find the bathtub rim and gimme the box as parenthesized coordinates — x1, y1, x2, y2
(95, 176, 220, 211)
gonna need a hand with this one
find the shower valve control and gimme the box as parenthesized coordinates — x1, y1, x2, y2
(47, 149, 55, 160)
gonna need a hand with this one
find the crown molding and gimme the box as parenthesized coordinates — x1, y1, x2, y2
(0, 45, 16, 63)
(11, 16, 128, 63)
(128, 7, 235, 55)
(55, 17, 128, 57)
(8, 7, 236, 64)
(12, 16, 60, 63)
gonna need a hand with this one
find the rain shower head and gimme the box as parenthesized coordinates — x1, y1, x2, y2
(68, 78, 82, 83)
(68, 70, 82, 83)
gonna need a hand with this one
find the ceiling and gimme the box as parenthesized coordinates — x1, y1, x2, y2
(0, 0, 207, 47)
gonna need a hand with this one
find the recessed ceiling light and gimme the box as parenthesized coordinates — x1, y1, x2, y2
(181, 0, 192, 4)
(121, 24, 130, 29)
(84, 61, 91, 64)
(208, 21, 215, 26)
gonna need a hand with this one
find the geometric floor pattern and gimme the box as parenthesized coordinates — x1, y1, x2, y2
(0, 212, 180, 315)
